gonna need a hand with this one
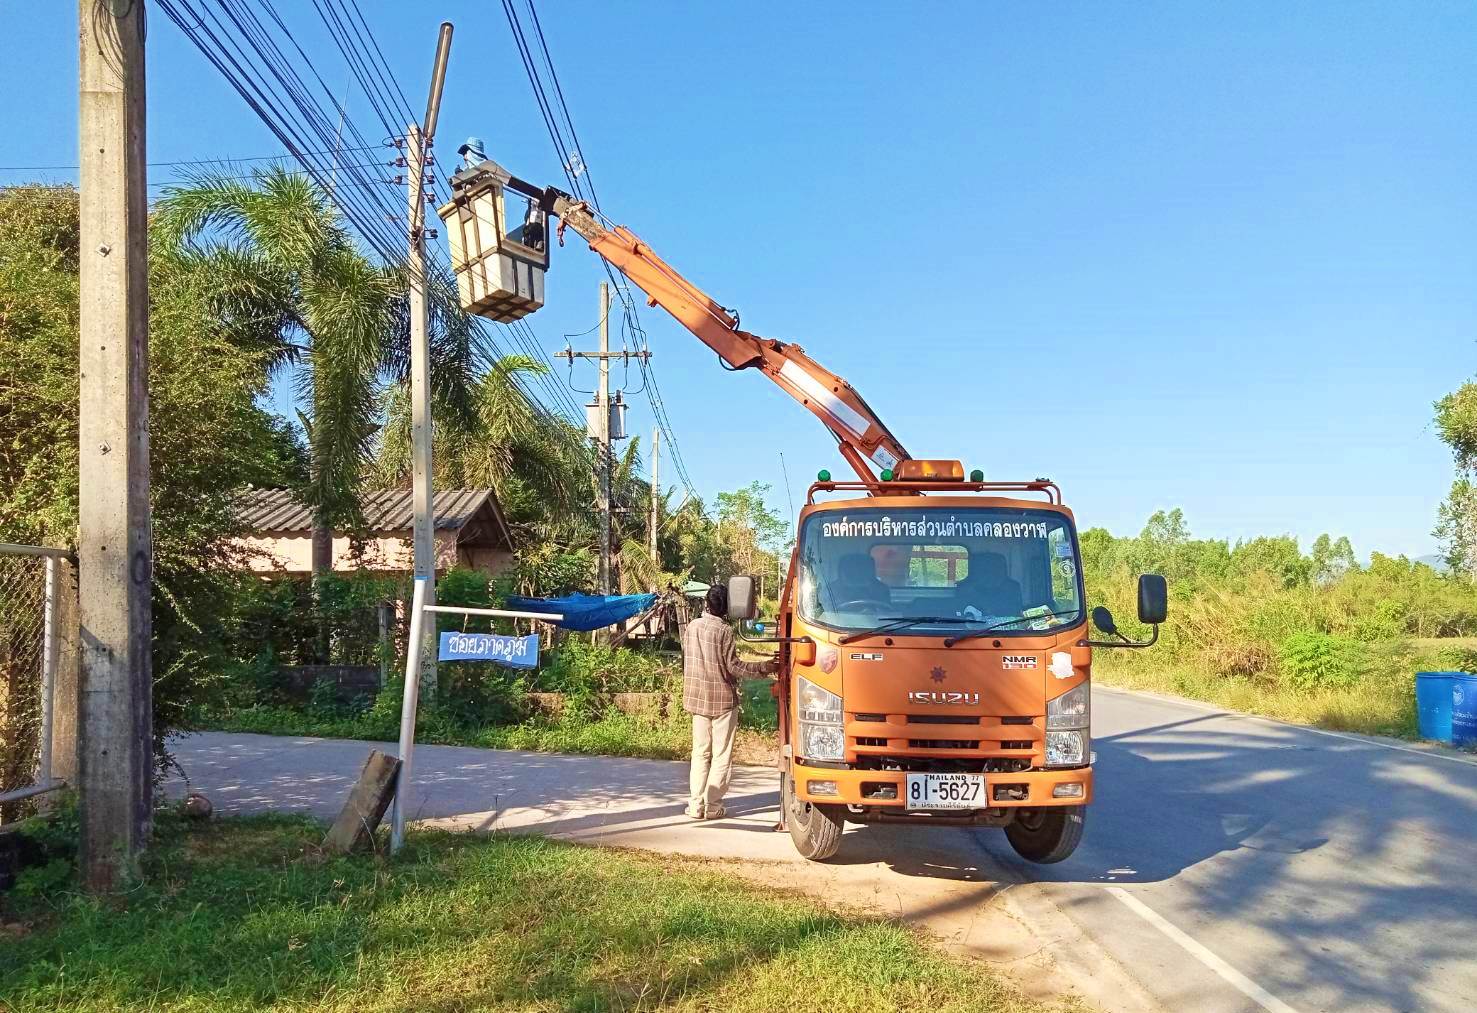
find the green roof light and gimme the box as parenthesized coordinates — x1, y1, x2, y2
(970, 469, 985, 482)
(880, 468, 895, 482)
(816, 469, 831, 482)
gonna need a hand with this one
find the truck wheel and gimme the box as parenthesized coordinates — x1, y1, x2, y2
(784, 770, 844, 861)
(1004, 806, 1084, 864)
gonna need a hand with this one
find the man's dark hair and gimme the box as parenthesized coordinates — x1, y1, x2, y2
(705, 583, 728, 617)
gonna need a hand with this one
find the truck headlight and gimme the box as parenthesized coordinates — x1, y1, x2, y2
(798, 676, 842, 723)
(802, 724, 845, 761)
(1045, 729, 1088, 767)
(1046, 682, 1089, 730)
(797, 676, 843, 761)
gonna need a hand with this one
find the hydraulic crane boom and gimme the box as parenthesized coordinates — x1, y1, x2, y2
(455, 161, 910, 484)
(552, 196, 910, 483)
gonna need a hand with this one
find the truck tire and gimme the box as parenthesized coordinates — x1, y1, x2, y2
(784, 769, 844, 861)
(1004, 806, 1084, 864)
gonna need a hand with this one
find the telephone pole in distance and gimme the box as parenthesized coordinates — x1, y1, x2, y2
(558, 283, 650, 594)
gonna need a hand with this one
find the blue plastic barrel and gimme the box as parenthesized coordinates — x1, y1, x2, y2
(1415, 672, 1456, 744)
(1453, 674, 1477, 748)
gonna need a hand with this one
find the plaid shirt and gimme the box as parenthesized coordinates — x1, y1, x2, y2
(681, 613, 776, 717)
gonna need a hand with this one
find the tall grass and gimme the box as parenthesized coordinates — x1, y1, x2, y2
(1085, 515, 1477, 740)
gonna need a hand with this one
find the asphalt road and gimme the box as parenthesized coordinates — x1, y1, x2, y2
(167, 687, 1477, 1013)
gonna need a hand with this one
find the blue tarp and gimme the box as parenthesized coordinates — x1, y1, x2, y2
(506, 592, 658, 632)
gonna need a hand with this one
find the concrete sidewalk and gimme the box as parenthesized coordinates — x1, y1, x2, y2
(170, 731, 791, 856)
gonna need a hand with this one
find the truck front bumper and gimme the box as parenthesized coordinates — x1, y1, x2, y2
(794, 763, 1093, 808)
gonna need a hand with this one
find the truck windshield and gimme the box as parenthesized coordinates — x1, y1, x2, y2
(795, 506, 1083, 637)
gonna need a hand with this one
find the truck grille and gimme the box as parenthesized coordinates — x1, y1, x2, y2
(848, 714, 1040, 759)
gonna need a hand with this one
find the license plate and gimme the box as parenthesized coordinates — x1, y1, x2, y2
(904, 772, 986, 810)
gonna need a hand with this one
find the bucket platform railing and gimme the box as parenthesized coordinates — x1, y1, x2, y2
(437, 143, 549, 322)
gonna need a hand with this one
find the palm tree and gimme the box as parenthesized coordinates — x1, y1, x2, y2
(373, 351, 595, 541)
(152, 167, 478, 572)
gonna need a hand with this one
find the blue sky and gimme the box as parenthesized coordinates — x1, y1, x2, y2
(5, 2, 1474, 559)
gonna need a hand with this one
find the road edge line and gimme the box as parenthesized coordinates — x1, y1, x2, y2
(997, 880, 1169, 1013)
(1094, 684, 1477, 768)
(1106, 887, 1299, 1013)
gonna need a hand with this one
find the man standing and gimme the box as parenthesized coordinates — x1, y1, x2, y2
(682, 583, 779, 820)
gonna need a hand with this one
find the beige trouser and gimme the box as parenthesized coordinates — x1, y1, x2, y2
(688, 707, 738, 814)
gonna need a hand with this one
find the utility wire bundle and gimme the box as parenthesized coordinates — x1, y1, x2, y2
(154, 0, 581, 425)
(501, 0, 699, 500)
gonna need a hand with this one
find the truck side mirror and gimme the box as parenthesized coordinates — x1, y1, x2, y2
(1091, 606, 1118, 636)
(727, 574, 759, 621)
(1137, 573, 1168, 626)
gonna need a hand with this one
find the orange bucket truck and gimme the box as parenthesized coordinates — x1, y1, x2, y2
(438, 155, 1168, 863)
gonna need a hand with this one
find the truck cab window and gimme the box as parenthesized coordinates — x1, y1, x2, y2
(798, 507, 1082, 636)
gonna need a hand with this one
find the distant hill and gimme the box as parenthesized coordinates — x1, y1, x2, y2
(1416, 554, 1450, 573)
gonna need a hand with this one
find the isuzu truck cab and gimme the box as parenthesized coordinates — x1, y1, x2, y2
(728, 465, 1165, 862)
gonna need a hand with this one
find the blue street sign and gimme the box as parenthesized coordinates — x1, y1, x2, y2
(438, 631, 540, 668)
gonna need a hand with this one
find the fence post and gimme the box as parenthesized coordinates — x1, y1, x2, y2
(50, 559, 80, 790)
(36, 557, 59, 792)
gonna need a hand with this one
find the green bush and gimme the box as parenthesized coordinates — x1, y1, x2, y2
(1278, 632, 1364, 691)
(435, 664, 528, 727)
(534, 639, 678, 695)
(1430, 645, 1477, 673)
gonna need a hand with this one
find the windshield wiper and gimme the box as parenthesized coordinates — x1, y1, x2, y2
(838, 616, 988, 645)
(942, 609, 1084, 648)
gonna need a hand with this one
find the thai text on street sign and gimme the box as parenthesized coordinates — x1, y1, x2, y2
(438, 631, 539, 668)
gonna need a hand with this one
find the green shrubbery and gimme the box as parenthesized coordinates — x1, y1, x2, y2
(1278, 632, 1364, 691)
(202, 567, 697, 757)
(1085, 509, 1477, 738)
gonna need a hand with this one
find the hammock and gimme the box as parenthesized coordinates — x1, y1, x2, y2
(505, 592, 659, 632)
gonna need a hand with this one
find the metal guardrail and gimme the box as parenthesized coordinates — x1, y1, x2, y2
(0, 542, 75, 561)
(0, 780, 65, 807)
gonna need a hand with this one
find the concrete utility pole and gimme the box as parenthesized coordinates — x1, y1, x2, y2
(77, 0, 151, 892)
(558, 288, 650, 596)
(648, 427, 660, 565)
(407, 22, 453, 701)
(598, 282, 611, 594)
(406, 123, 436, 698)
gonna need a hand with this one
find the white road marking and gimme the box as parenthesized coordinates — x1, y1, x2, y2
(1107, 887, 1299, 1013)
(1096, 685, 1477, 768)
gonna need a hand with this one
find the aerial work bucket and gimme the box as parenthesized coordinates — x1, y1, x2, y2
(438, 141, 548, 322)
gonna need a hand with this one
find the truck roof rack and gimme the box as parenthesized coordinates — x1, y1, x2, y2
(807, 478, 1061, 505)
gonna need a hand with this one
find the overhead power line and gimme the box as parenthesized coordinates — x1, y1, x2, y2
(153, 0, 580, 425)
(0, 145, 384, 173)
(501, 0, 699, 499)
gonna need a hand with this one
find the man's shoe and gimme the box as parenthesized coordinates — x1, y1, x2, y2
(685, 806, 705, 820)
(705, 804, 727, 820)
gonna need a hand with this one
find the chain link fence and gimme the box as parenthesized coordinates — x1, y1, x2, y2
(0, 544, 68, 822)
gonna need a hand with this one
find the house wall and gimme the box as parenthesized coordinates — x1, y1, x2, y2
(238, 530, 507, 575)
